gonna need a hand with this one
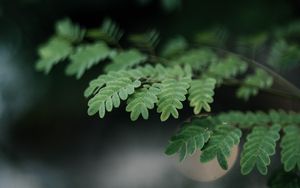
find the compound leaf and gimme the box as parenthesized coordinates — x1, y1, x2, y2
(188, 78, 216, 114)
(157, 77, 190, 121)
(280, 125, 300, 172)
(200, 124, 242, 170)
(36, 37, 73, 73)
(66, 42, 113, 79)
(87, 71, 142, 118)
(237, 68, 273, 100)
(240, 124, 281, 175)
(126, 85, 160, 121)
(104, 49, 147, 72)
(55, 18, 85, 42)
(165, 118, 212, 161)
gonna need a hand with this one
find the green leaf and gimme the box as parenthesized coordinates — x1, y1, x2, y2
(157, 77, 190, 121)
(126, 85, 160, 121)
(66, 42, 113, 79)
(36, 37, 73, 73)
(236, 32, 268, 54)
(55, 18, 85, 42)
(171, 48, 218, 71)
(160, 36, 187, 57)
(200, 125, 242, 170)
(87, 18, 123, 44)
(129, 30, 160, 50)
(236, 68, 273, 100)
(188, 78, 216, 114)
(87, 71, 141, 118)
(267, 40, 300, 70)
(194, 27, 228, 47)
(205, 55, 248, 83)
(165, 118, 212, 161)
(280, 125, 300, 172)
(104, 49, 147, 72)
(240, 124, 281, 175)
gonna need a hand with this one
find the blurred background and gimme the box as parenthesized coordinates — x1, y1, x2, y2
(0, 0, 300, 187)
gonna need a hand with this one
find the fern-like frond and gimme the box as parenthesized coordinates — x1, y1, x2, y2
(200, 124, 242, 170)
(165, 118, 212, 161)
(87, 18, 124, 44)
(55, 18, 85, 42)
(236, 68, 273, 100)
(157, 77, 190, 121)
(280, 125, 300, 171)
(104, 49, 147, 72)
(160, 36, 187, 57)
(267, 40, 300, 70)
(240, 124, 281, 175)
(66, 42, 113, 79)
(205, 55, 248, 83)
(84, 74, 111, 98)
(217, 111, 270, 129)
(172, 48, 218, 71)
(126, 85, 160, 121)
(236, 32, 268, 54)
(36, 37, 73, 73)
(188, 78, 216, 114)
(84, 64, 160, 98)
(275, 21, 300, 41)
(87, 71, 141, 118)
(194, 27, 228, 47)
(129, 30, 160, 50)
(217, 110, 300, 129)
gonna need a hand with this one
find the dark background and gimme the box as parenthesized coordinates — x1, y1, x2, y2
(0, 0, 299, 187)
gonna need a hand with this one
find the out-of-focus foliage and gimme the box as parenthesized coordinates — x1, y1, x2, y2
(160, 36, 187, 58)
(267, 40, 300, 70)
(237, 69, 273, 100)
(128, 30, 160, 51)
(35, 18, 300, 182)
(194, 27, 228, 47)
(87, 18, 124, 44)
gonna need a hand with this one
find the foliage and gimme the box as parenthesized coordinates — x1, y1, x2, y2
(87, 18, 124, 44)
(165, 118, 212, 161)
(281, 125, 300, 171)
(240, 124, 281, 175)
(267, 40, 300, 70)
(188, 78, 216, 114)
(126, 85, 160, 121)
(160, 36, 187, 57)
(35, 18, 300, 183)
(36, 37, 73, 73)
(200, 124, 241, 170)
(66, 42, 113, 79)
(194, 27, 228, 47)
(236, 68, 273, 100)
(104, 49, 147, 72)
(166, 111, 300, 175)
(128, 30, 160, 51)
